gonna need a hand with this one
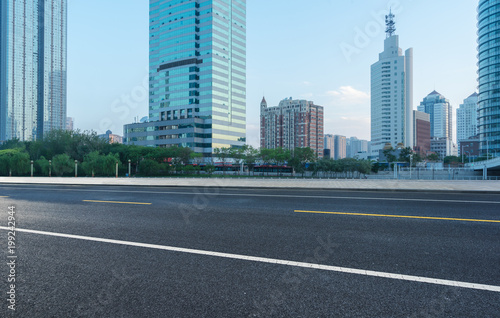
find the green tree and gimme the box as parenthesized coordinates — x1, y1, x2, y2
(383, 147, 397, 164)
(398, 147, 414, 163)
(0, 149, 30, 176)
(444, 156, 461, 165)
(82, 151, 102, 177)
(426, 153, 440, 162)
(102, 153, 121, 176)
(35, 156, 50, 176)
(214, 147, 231, 175)
(139, 159, 160, 176)
(290, 147, 316, 177)
(52, 154, 73, 176)
(243, 145, 259, 175)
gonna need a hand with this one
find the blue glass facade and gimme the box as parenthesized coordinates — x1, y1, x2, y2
(478, 0, 500, 155)
(125, 0, 246, 156)
(0, 0, 67, 142)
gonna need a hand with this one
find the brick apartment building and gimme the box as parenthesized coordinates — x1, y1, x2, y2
(260, 97, 324, 157)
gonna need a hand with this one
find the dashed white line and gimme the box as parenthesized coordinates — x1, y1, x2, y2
(2, 226, 499, 293)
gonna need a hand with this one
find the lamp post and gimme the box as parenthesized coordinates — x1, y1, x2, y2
(409, 154, 413, 180)
(128, 159, 131, 177)
(49, 160, 51, 177)
(75, 160, 78, 177)
(461, 144, 464, 164)
(31, 160, 34, 177)
(116, 161, 119, 178)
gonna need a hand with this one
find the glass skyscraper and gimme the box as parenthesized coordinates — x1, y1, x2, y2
(0, 0, 67, 142)
(125, 0, 246, 158)
(478, 0, 500, 155)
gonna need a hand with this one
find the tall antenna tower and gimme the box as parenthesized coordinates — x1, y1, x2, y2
(385, 9, 396, 38)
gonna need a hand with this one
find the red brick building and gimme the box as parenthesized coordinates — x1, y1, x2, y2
(413, 110, 431, 155)
(260, 97, 324, 157)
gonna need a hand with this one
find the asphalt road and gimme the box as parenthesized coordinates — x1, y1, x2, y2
(0, 184, 499, 317)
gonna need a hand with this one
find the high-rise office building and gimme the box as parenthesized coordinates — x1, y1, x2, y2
(260, 97, 324, 157)
(478, 0, 500, 155)
(124, 0, 246, 159)
(418, 91, 453, 141)
(457, 92, 478, 143)
(0, 0, 67, 141)
(370, 11, 413, 155)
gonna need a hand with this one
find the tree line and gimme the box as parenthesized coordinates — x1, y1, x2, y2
(0, 129, 378, 177)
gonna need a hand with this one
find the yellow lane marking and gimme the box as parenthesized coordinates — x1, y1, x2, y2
(83, 200, 151, 205)
(294, 210, 500, 223)
(0, 196, 8, 198)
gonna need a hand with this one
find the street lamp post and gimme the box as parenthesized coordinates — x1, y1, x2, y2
(128, 159, 131, 177)
(116, 161, 119, 178)
(49, 160, 51, 177)
(409, 154, 413, 180)
(31, 160, 34, 177)
(75, 160, 78, 177)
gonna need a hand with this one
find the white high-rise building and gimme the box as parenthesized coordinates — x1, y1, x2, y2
(370, 11, 413, 155)
(418, 91, 453, 140)
(457, 93, 478, 143)
(346, 137, 369, 158)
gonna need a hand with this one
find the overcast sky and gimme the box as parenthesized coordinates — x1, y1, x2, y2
(67, 0, 478, 146)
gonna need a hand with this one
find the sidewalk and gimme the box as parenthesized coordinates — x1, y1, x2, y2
(1, 177, 500, 193)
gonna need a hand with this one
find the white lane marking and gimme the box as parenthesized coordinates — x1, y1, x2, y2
(0, 186, 499, 204)
(2, 226, 499, 293)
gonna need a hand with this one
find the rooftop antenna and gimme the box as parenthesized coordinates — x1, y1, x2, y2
(385, 9, 396, 38)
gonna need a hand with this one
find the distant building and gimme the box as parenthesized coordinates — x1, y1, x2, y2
(0, 0, 67, 141)
(430, 137, 454, 160)
(457, 93, 478, 146)
(66, 117, 74, 131)
(459, 136, 480, 159)
(324, 134, 334, 159)
(99, 130, 123, 144)
(346, 137, 369, 158)
(333, 135, 346, 160)
(370, 11, 413, 155)
(260, 97, 324, 157)
(418, 91, 453, 140)
(413, 110, 431, 154)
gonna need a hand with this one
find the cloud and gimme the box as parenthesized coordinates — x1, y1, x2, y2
(326, 86, 370, 105)
(322, 86, 371, 138)
(299, 92, 314, 99)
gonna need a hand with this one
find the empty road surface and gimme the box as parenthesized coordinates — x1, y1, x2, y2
(0, 184, 499, 317)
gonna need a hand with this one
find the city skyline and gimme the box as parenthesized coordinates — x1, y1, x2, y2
(67, 0, 477, 147)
